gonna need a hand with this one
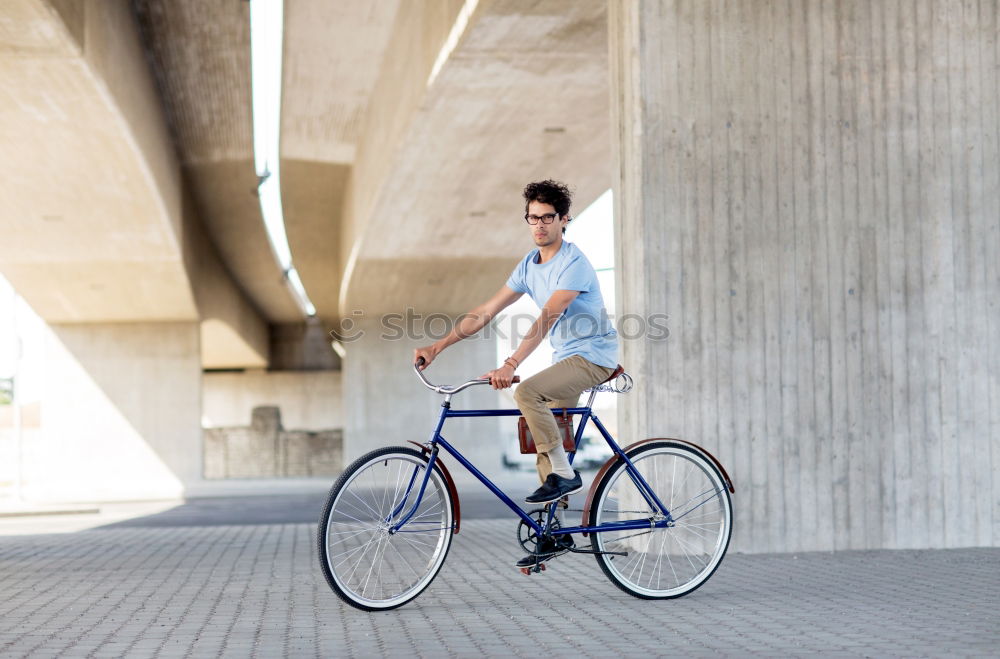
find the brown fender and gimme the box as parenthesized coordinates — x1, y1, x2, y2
(581, 438, 734, 536)
(406, 441, 461, 534)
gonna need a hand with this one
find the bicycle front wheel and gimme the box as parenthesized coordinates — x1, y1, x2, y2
(589, 441, 733, 599)
(317, 446, 454, 611)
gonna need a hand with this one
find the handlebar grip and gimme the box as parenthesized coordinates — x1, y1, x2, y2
(512, 376, 521, 383)
(416, 357, 426, 367)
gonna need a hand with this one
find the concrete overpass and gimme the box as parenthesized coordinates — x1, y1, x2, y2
(1, 0, 998, 553)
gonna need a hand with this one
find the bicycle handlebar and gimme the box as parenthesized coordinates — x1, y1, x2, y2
(413, 357, 520, 395)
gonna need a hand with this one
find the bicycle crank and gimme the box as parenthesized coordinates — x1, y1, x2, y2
(516, 508, 560, 554)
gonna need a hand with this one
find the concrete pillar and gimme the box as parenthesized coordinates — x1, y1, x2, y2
(342, 317, 504, 482)
(609, 0, 1000, 553)
(25, 322, 202, 502)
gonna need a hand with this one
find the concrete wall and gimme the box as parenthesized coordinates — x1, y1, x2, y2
(22, 322, 201, 502)
(202, 370, 343, 431)
(610, 0, 999, 553)
(204, 406, 341, 479)
(343, 317, 505, 481)
(0, 404, 40, 500)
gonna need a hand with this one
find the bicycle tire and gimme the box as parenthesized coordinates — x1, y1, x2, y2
(589, 440, 733, 599)
(317, 446, 454, 611)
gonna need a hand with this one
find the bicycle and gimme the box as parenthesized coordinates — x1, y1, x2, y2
(317, 359, 735, 611)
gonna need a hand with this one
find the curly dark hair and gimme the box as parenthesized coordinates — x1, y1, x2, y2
(523, 179, 573, 234)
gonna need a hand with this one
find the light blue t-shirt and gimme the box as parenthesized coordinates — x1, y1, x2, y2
(506, 240, 619, 369)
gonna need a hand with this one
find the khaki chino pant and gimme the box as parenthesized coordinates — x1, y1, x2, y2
(512, 354, 616, 483)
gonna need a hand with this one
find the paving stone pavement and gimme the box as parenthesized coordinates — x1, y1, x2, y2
(0, 516, 997, 658)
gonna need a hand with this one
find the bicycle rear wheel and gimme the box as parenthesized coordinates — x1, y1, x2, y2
(317, 446, 454, 611)
(589, 441, 732, 599)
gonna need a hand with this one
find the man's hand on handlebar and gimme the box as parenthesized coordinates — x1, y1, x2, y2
(414, 356, 520, 393)
(480, 364, 517, 390)
(413, 345, 439, 370)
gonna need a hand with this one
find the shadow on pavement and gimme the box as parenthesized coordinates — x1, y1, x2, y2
(94, 465, 602, 530)
(95, 487, 550, 530)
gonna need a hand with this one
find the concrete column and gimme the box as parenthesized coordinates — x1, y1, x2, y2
(610, 0, 1000, 553)
(25, 322, 202, 502)
(342, 317, 504, 482)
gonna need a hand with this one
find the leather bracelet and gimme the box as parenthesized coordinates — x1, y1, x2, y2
(503, 357, 518, 369)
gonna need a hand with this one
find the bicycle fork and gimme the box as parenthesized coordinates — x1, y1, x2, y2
(387, 447, 443, 534)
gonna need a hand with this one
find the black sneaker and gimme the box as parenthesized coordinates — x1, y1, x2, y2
(525, 471, 583, 504)
(515, 535, 575, 568)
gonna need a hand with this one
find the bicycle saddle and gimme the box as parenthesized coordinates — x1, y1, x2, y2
(599, 364, 625, 384)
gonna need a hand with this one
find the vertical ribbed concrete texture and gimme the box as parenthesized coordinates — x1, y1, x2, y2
(610, 0, 1000, 553)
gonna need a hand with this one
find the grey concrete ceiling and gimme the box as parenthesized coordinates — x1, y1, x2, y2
(0, 0, 197, 322)
(281, 0, 401, 164)
(133, 0, 300, 322)
(133, 0, 404, 324)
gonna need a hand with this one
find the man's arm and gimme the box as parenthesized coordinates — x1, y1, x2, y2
(509, 289, 578, 365)
(413, 285, 523, 369)
(483, 289, 580, 389)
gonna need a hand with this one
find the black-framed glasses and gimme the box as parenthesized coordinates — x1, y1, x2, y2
(524, 213, 558, 225)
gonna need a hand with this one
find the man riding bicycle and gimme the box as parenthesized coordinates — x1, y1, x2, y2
(413, 180, 619, 568)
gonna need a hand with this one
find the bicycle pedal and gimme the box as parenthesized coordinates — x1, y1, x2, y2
(518, 563, 546, 575)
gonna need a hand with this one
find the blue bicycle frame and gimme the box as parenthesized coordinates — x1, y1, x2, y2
(389, 399, 675, 538)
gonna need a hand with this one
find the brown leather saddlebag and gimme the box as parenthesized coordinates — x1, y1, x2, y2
(517, 409, 575, 454)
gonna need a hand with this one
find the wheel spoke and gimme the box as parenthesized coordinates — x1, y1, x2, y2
(347, 488, 383, 520)
(395, 532, 436, 552)
(386, 536, 422, 582)
(673, 522, 713, 542)
(342, 533, 379, 584)
(327, 528, 377, 555)
(671, 530, 710, 571)
(674, 507, 723, 522)
(330, 534, 378, 566)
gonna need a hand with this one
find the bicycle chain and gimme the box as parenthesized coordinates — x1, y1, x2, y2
(519, 505, 659, 551)
(567, 508, 661, 545)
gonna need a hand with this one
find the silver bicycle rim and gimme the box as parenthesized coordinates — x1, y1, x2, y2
(594, 447, 731, 597)
(324, 453, 452, 608)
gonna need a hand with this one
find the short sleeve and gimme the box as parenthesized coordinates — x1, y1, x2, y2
(506, 259, 528, 294)
(554, 255, 593, 293)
